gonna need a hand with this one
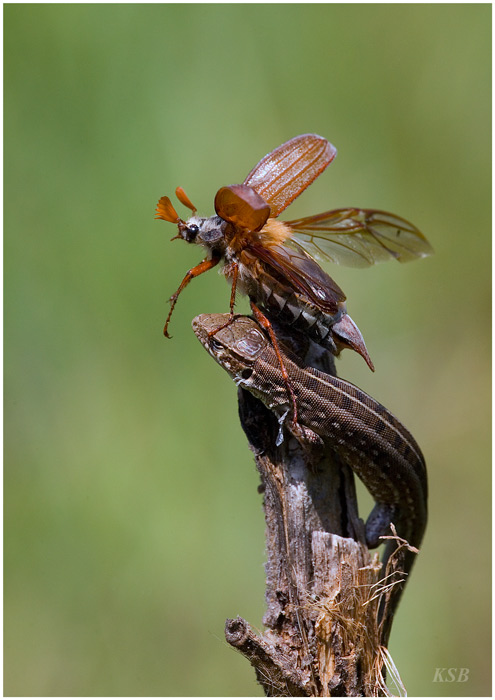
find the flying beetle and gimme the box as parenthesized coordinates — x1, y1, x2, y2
(155, 134, 432, 416)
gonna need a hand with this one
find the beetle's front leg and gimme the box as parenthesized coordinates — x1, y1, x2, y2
(164, 256, 221, 337)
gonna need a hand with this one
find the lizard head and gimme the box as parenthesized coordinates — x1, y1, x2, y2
(192, 314, 268, 381)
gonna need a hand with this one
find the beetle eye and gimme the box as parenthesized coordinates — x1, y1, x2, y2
(186, 223, 199, 240)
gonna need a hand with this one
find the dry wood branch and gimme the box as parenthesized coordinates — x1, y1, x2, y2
(229, 387, 399, 696)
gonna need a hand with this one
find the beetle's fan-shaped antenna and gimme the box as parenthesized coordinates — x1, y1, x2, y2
(175, 187, 197, 214)
(155, 196, 181, 223)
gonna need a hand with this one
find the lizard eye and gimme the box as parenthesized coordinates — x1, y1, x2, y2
(240, 368, 253, 380)
(209, 337, 223, 352)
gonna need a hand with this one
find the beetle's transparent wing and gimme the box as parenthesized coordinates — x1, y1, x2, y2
(286, 208, 433, 268)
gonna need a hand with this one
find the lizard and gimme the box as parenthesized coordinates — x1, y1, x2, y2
(192, 312, 428, 642)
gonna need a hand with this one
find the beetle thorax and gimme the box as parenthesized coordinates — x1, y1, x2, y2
(179, 214, 228, 255)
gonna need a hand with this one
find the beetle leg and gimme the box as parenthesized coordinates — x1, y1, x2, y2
(229, 261, 239, 315)
(164, 256, 220, 337)
(207, 262, 240, 337)
(249, 301, 299, 425)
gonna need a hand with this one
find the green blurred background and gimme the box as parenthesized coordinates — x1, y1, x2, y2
(4, 4, 490, 696)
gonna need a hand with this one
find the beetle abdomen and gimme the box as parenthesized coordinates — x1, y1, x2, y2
(246, 266, 345, 348)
